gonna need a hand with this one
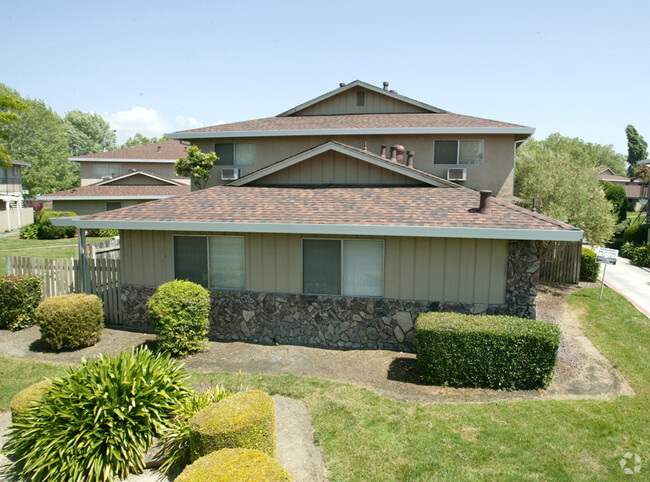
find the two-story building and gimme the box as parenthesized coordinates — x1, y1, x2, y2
(1, 160, 34, 232)
(54, 81, 582, 352)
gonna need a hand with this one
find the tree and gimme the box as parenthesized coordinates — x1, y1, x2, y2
(0, 83, 28, 168)
(7, 98, 79, 196)
(626, 125, 648, 177)
(63, 110, 116, 156)
(121, 133, 168, 149)
(516, 137, 617, 245)
(602, 181, 628, 224)
(175, 146, 217, 190)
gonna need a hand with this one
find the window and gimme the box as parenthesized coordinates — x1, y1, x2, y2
(356, 91, 365, 106)
(302, 239, 383, 297)
(106, 201, 138, 211)
(214, 143, 255, 166)
(434, 140, 483, 165)
(94, 163, 121, 178)
(174, 235, 245, 290)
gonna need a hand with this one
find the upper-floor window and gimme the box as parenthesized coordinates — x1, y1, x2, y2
(214, 143, 255, 166)
(94, 163, 122, 178)
(433, 140, 483, 165)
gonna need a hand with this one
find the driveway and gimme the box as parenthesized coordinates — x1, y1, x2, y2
(599, 256, 650, 318)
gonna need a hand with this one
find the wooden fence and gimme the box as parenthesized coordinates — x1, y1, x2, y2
(539, 241, 582, 284)
(6, 256, 121, 325)
(86, 238, 120, 260)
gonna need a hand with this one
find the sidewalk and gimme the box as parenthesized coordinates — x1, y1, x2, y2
(599, 256, 650, 318)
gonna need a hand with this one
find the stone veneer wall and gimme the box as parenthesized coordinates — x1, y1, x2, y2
(118, 239, 542, 352)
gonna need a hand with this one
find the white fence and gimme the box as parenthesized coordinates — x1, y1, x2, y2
(0, 207, 34, 232)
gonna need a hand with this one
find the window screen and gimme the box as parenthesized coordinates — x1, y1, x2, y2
(356, 91, 365, 106)
(459, 140, 483, 164)
(342, 240, 383, 296)
(174, 236, 208, 287)
(215, 144, 235, 165)
(303, 239, 341, 295)
(209, 236, 245, 290)
(235, 143, 255, 166)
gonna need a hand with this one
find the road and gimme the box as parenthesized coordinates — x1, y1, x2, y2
(599, 256, 650, 318)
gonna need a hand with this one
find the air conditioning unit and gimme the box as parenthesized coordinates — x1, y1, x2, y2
(446, 167, 467, 181)
(101, 175, 113, 181)
(221, 168, 242, 180)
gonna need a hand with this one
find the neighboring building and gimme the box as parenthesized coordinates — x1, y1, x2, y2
(599, 168, 647, 211)
(0, 160, 34, 232)
(55, 81, 583, 352)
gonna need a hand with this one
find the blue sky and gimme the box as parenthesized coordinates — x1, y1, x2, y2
(2, 0, 648, 153)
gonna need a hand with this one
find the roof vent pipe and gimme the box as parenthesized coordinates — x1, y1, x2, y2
(380, 145, 387, 158)
(390, 144, 405, 164)
(383, 81, 389, 90)
(390, 90, 398, 94)
(406, 151, 414, 168)
(479, 190, 492, 214)
(339, 82, 346, 87)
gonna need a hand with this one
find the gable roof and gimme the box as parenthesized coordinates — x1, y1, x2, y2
(230, 141, 459, 188)
(598, 168, 630, 183)
(95, 170, 183, 186)
(277, 80, 447, 117)
(70, 140, 189, 163)
(37, 184, 190, 201)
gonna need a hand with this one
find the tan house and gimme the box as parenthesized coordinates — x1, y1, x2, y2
(55, 81, 582, 352)
(599, 167, 648, 212)
(1, 160, 34, 232)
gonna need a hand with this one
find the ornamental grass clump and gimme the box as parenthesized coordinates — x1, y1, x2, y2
(147, 280, 211, 356)
(2, 348, 190, 482)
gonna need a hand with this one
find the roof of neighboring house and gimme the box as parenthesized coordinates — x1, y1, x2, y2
(169, 113, 534, 139)
(7, 160, 31, 167)
(95, 171, 183, 186)
(70, 140, 189, 163)
(37, 184, 190, 201)
(53, 185, 582, 241)
(599, 168, 630, 183)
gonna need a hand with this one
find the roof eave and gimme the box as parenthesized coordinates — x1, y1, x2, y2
(38, 195, 177, 201)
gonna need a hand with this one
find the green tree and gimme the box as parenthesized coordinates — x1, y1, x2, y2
(175, 146, 217, 190)
(602, 181, 628, 224)
(64, 110, 116, 156)
(7, 98, 79, 196)
(516, 138, 616, 245)
(626, 125, 648, 177)
(121, 133, 168, 148)
(0, 83, 28, 168)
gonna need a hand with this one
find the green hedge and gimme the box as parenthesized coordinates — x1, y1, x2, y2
(415, 312, 561, 390)
(189, 390, 276, 461)
(623, 224, 649, 245)
(147, 280, 210, 356)
(579, 248, 600, 282)
(0, 275, 42, 331)
(176, 448, 291, 482)
(35, 294, 104, 351)
(10, 379, 52, 423)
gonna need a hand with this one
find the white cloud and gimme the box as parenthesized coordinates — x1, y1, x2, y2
(103, 106, 205, 144)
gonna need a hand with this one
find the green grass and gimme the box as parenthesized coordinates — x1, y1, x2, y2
(0, 286, 648, 480)
(0, 235, 113, 275)
(627, 211, 647, 225)
(0, 357, 67, 409)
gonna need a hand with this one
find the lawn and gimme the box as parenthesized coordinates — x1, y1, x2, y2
(0, 235, 113, 275)
(627, 210, 647, 225)
(1, 286, 647, 480)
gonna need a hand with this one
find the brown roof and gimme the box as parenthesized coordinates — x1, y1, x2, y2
(174, 113, 529, 135)
(39, 184, 190, 199)
(78, 185, 577, 233)
(71, 140, 189, 160)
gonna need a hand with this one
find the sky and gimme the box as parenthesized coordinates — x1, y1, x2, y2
(2, 0, 649, 153)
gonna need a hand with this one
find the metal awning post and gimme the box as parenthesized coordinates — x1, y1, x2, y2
(78, 229, 89, 294)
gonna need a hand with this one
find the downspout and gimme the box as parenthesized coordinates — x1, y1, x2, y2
(78, 228, 89, 294)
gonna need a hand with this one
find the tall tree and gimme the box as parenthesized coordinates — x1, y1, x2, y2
(626, 125, 648, 177)
(7, 98, 79, 196)
(0, 83, 28, 168)
(121, 133, 168, 149)
(64, 110, 116, 156)
(516, 136, 617, 245)
(175, 146, 217, 190)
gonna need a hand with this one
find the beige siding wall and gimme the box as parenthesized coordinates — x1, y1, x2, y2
(195, 134, 515, 199)
(109, 175, 170, 186)
(53, 200, 147, 215)
(79, 162, 189, 186)
(296, 88, 429, 116)
(121, 230, 507, 305)
(253, 151, 422, 185)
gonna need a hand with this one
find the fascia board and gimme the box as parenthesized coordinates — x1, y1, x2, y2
(51, 218, 583, 242)
(70, 158, 178, 163)
(38, 196, 173, 201)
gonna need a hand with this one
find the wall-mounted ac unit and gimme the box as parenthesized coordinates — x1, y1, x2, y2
(446, 167, 467, 181)
(101, 175, 113, 181)
(221, 168, 242, 180)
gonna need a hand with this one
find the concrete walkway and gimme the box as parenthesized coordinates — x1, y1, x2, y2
(599, 256, 650, 318)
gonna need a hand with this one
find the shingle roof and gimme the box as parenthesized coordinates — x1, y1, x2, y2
(71, 140, 189, 161)
(76, 185, 577, 234)
(38, 184, 190, 200)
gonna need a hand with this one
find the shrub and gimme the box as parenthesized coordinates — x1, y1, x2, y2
(19, 223, 39, 239)
(36, 209, 77, 239)
(147, 280, 210, 356)
(0, 274, 42, 331)
(10, 379, 51, 423)
(631, 244, 650, 268)
(579, 247, 600, 282)
(415, 312, 561, 390)
(157, 385, 235, 477)
(623, 223, 649, 245)
(3, 348, 190, 482)
(189, 390, 276, 461)
(620, 241, 637, 259)
(603, 182, 628, 224)
(35, 293, 104, 351)
(86, 228, 119, 237)
(176, 448, 291, 482)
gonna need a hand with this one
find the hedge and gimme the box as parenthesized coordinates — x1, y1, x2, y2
(0, 275, 42, 331)
(176, 448, 291, 482)
(579, 248, 599, 282)
(35, 294, 104, 351)
(10, 379, 52, 423)
(623, 224, 649, 245)
(189, 390, 276, 461)
(415, 312, 561, 390)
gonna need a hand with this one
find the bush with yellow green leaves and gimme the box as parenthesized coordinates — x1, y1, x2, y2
(10, 379, 51, 423)
(189, 390, 276, 460)
(176, 448, 291, 482)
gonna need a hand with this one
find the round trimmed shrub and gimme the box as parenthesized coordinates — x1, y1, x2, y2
(623, 223, 649, 245)
(579, 248, 600, 282)
(176, 448, 291, 482)
(10, 379, 51, 423)
(36, 293, 104, 351)
(147, 280, 210, 356)
(189, 390, 276, 460)
(3, 348, 190, 482)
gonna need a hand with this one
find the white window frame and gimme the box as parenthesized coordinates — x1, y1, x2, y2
(433, 139, 484, 165)
(172, 234, 245, 290)
(301, 237, 385, 297)
(214, 143, 256, 166)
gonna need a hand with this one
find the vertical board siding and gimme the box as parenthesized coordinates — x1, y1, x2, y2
(296, 89, 429, 115)
(539, 241, 581, 284)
